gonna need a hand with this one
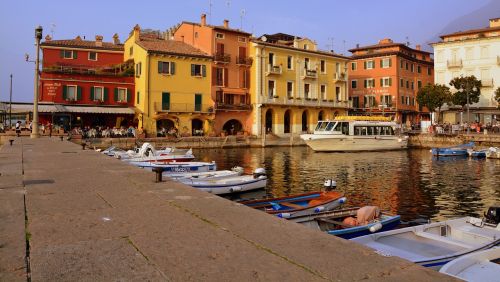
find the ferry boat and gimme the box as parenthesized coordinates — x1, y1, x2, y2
(300, 116, 408, 152)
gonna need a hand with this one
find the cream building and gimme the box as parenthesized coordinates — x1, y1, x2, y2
(432, 18, 500, 124)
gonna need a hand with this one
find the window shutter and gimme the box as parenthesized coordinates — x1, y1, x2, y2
(389, 78, 392, 86)
(90, 87, 94, 100)
(364, 80, 367, 88)
(224, 68, 228, 87)
(380, 78, 383, 87)
(62, 85, 67, 100)
(364, 61, 367, 69)
(114, 88, 118, 101)
(389, 59, 392, 67)
(202, 65, 206, 77)
(60, 50, 64, 58)
(212, 67, 217, 86)
(76, 86, 82, 100)
(103, 88, 109, 101)
(158, 61, 162, 73)
(72, 51, 77, 59)
(170, 62, 175, 74)
(246, 69, 250, 88)
(380, 60, 383, 68)
(127, 89, 131, 103)
(191, 64, 195, 76)
(136, 91, 140, 104)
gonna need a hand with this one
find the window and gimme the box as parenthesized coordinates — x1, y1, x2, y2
(427, 67, 432, 76)
(405, 62, 409, 70)
(401, 96, 405, 105)
(92, 86, 104, 101)
(480, 46, 489, 59)
(268, 80, 276, 98)
(365, 60, 374, 69)
(400, 78, 404, 87)
(215, 68, 225, 86)
(61, 50, 75, 59)
(304, 83, 310, 98)
(381, 95, 392, 107)
(351, 80, 358, 89)
(287, 56, 293, 69)
(336, 87, 341, 101)
(352, 97, 359, 108)
(135, 62, 142, 77)
(320, 60, 326, 73)
(194, 94, 202, 111)
(364, 96, 376, 107)
(194, 32, 199, 38)
(417, 65, 421, 73)
(88, 52, 97, 61)
(136, 91, 140, 104)
(411, 82, 414, 90)
(320, 84, 326, 100)
(158, 61, 176, 74)
(417, 80, 422, 89)
(304, 58, 310, 69)
(287, 81, 294, 98)
(400, 59, 404, 69)
(380, 58, 391, 68)
(268, 53, 275, 65)
(216, 33, 224, 39)
(191, 64, 206, 77)
(411, 64, 414, 72)
(304, 44, 308, 50)
(162, 92, 170, 110)
(129, 47, 133, 56)
(115, 88, 128, 102)
(351, 62, 357, 71)
(380, 77, 392, 87)
(238, 37, 247, 43)
(64, 85, 77, 100)
(465, 47, 473, 60)
(406, 80, 409, 88)
(364, 79, 375, 88)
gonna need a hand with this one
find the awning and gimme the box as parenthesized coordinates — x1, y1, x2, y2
(4, 103, 60, 114)
(220, 87, 248, 95)
(63, 105, 135, 114)
(0, 103, 134, 115)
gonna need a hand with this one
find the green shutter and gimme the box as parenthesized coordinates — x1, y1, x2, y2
(103, 88, 109, 101)
(191, 64, 195, 76)
(60, 50, 64, 58)
(136, 91, 140, 104)
(380, 78, 383, 87)
(202, 65, 206, 77)
(114, 88, 118, 101)
(380, 60, 383, 68)
(170, 62, 175, 74)
(389, 78, 392, 86)
(195, 94, 202, 111)
(389, 59, 392, 67)
(364, 61, 367, 69)
(127, 89, 131, 103)
(162, 92, 170, 110)
(62, 85, 67, 100)
(158, 61, 162, 73)
(90, 87, 94, 100)
(77, 86, 82, 100)
(72, 51, 77, 59)
(364, 80, 367, 88)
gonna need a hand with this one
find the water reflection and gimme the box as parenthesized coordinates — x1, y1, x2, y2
(194, 147, 500, 222)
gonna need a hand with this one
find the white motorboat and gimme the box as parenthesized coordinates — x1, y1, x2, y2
(486, 147, 500, 159)
(132, 161, 217, 173)
(439, 248, 500, 281)
(352, 207, 500, 270)
(180, 168, 267, 195)
(116, 143, 195, 162)
(300, 116, 408, 152)
(101, 146, 125, 156)
(168, 166, 244, 181)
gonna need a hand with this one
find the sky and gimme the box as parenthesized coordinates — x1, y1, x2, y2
(0, 0, 498, 102)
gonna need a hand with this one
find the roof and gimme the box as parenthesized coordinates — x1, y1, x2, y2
(252, 39, 350, 60)
(0, 103, 134, 114)
(136, 37, 211, 59)
(348, 42, 432, 54)
(439, 25, 500, 39)
(41, 39, 124, 51)
(181, 21, 252, 36)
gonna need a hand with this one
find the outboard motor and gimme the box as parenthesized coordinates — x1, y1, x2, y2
(324, 179, 337, 191)
(253, 168, 266, 179)
(484, 206, 500, 225)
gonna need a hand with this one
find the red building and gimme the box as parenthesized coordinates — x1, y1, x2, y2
(39, 34, 135, 131)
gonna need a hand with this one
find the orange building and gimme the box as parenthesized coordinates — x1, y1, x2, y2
(172, 14, 253, 134)
(348, 39, 434, 124)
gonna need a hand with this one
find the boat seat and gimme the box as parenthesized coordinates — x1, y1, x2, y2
(415, 231, 475, 248)
(316, 218, 353, 228)
(280, 202, 304, 209)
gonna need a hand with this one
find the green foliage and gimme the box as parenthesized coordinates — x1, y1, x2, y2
(449, 76, 481, 108)
(495, 87, 500, 108)
(416, 84, 452, 112)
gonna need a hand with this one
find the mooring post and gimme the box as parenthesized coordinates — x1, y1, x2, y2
(9, 139, 14, 146)
(81, 143, 87, 150)
(152, 167, 163, 183)
(60, 136, 64, 141)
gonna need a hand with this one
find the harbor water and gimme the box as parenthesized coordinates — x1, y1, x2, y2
(194, 147, 500, 222)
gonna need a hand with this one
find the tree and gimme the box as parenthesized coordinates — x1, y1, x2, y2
(495, 87, 500, 108)
(449, 76, 482, 110)
(416, 83, 452, 123)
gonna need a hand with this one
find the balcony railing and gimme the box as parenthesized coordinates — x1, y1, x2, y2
(43, 63, 134, 77)
(261, 96, 348, 108)
(214, 53, 231, 63)
(447, 59, 462, 68)
(266, 64, 282, 75)
(302, 69, 317, 79)
(481, 78, 494, 87)
(215, 102, 252, 111)
(236, 56, 253, 66)
(334, 72, 346, 81)
(154, 103, 213, 113)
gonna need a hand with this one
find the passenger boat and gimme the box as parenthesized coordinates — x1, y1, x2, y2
(180, 168, 267, 195)
(486, 147, 500, 159)
(288, 206, 401, 239)
(467, 148, 488, 158)
(241, 191, 346, 217)
(351, 207, 500, 270)
(168, 166, 244, 181)
(132, 161, 217, 173)
(431, 142, 474, 157)
(300, 116, 408, 152)
(439, 248, 500, 281)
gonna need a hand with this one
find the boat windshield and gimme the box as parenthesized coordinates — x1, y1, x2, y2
(332, 122, 350, 135)
(325, 122, 336, 131)
(315, 122, 329, 131)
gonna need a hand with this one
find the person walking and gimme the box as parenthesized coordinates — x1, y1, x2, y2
(15, 121, 21, 136)
(48, 122, 53, 138)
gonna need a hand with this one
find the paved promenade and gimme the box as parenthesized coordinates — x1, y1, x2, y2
(0, 137, 456, 281)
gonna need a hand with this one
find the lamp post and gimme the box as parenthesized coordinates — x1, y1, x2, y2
(459, 84, 478, 135)
(31, 25, 42, 138)
(9, 74, 12, 128)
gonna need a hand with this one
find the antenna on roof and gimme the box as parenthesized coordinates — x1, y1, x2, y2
(406, 36, 410, 46)
(327, 37, 334, 52)
(226, 0, 231, 8)
(240, 9, 246, 30)
(50, 23, 56, 38)
(208, 0, 213, 24)
(343, 40, 346, 55)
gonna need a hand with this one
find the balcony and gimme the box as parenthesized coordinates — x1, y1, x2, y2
(215, 102, 252, 111)
(236, 56, 253, 66)
(43, 62, 134, 77)
(334, 72, 347, 81)
(266, 64, 282, 75)
(261, 96, 348, 108)
(154, 103, 214, 113)
(301, 69, 317, 79)
(481, 78, 494, 87)
(214, 53, 231, 64)
(447, 59, 462, 69)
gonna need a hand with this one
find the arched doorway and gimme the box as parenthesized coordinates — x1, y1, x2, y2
(265, 109, 273, 133)
(318, 110, 324, 121)
(156, 119, 176, 137)
(192, 119, 203, 136)
(301, 110, 309, 132)
(222, 119, 242, 135)
(284, 110, 291, 134)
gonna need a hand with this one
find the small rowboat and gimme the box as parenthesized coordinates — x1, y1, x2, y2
(288, 206, 401, 239)
(432, 142, 474, 157)
(241, 191, 346, 217)
(181, 169, 267, 195)
(467, 149, 488, 158)
(132, 161, 217, 173)
(169, 166, 244, 181)
(440, 248, 500, 281)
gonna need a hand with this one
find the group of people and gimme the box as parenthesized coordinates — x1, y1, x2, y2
(157, 127, 179, 138)
(71, 126, 142, 139)
(429, 121, 500, 135)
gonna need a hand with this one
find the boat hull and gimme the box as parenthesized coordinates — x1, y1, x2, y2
(439, 248, 500, 281)
(301, 135, 408, 152)
(133, 162, 217, 173)
(328, 216, 401, 239)
(186, 177, 267, 195)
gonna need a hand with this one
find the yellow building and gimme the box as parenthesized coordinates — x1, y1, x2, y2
(124, 25, 214, 136)
(250, 33, 350, 136)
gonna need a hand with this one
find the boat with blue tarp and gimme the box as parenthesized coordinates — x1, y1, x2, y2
(432, 142, 474, 157)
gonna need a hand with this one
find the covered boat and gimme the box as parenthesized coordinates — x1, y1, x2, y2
(432, 142, 474, 157)
(241, 191, 346, 217)
(351, 207, 500, 270)
(486, 147, 500, 159)
(132, 161, 217, 173)
(168, 166, 244, 181)
(439, 248, 500, 281)
(467, 148, 488, 158)
(289, 206, 401, 239)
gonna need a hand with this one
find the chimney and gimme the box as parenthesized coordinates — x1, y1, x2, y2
(181, 35, 185, 42)
(133, 24, 141, 40)
(356, 43, 360, 48)
(201, 14, 207, 26)
(415, 44, 421, 51)
(95, 35, 103, 47)
(223, 19, 229, 28)
(490, 18, 500, 28)
(112, 33, 120, 44)
(75, 35, 82, 41)
(378, 38, 393, 44)
(44, 34, 52, 41)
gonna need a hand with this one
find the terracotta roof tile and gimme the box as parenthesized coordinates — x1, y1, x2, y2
(136, 38, 211, 58)
(348, 42, 432, 54)
(181, 21, 252, 35)
(439, 25, 500, 39)
(251, 39, 350, 60)
(41, 39, 123, 51)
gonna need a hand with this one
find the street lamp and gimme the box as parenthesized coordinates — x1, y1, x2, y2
(31, 26, 43, 138)
(458, 84, 478, 135)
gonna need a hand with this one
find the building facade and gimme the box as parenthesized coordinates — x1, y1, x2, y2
(250, 33, 350, 137)
(40, 35, 135, 130)
(172, 15, 253, 135)
(348, 39, 433, 124)
(124, 25, 213, 136)
(432, 18, 500, 124)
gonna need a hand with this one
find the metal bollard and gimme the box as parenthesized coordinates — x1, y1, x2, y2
(152, 167, 163, 183)
(60, 136, 64, 141)
(81, 143, 87, 150)
(9, 139, 14, 146)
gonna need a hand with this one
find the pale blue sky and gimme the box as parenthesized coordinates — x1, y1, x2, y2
(0, 0, 498, 102)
